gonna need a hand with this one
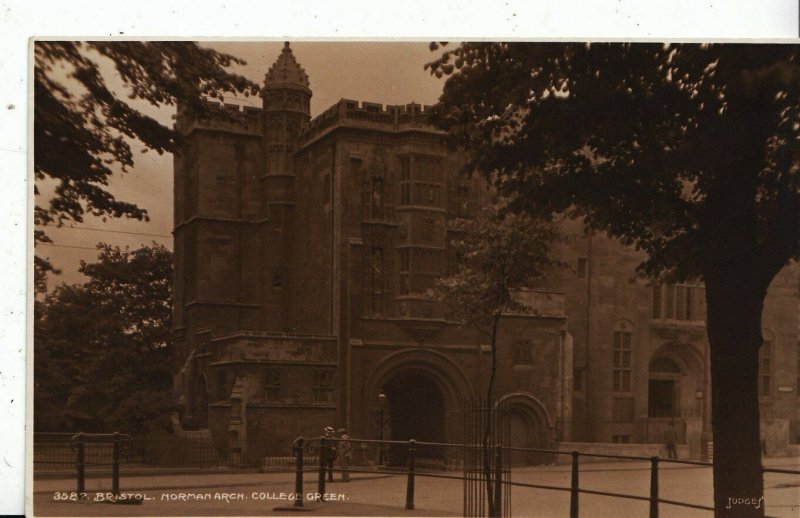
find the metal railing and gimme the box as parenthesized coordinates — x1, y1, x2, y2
(34, 432, 227, 470)
(287, 436, 800, 517)
(53, 433, 134, 497)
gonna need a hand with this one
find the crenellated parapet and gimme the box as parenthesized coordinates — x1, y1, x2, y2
(177, 99, 263, 137)
(299, 99, 439, 145)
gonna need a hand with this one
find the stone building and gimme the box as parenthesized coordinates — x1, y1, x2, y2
(172, 43, 799, 465)
(544, 222, 800, 459)
(172, 43, 570, 465)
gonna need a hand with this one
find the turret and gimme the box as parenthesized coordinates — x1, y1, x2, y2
(262, 41, 312, 155)
(260, 42, 312, 328)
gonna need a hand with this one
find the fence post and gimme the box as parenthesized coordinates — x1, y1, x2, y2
(112, 432, 121, 496)
(405, 439, 416, 510)
(494, 444, 503, 518)
(649, 456, 659, 518)
(75, 433, 85, 495)
(317, 437, 326, 498)
(570, 451, 579, 518)
(294, 438, 304, 508)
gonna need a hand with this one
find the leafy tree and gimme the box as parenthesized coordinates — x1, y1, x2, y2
(34, 243, 174, 434)
(34, 41, 259, 283)
(434, 205, 557, 517)
(427, 43, 800, 517)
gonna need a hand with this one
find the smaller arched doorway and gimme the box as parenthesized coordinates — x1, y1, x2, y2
(498, 394, 552, 466)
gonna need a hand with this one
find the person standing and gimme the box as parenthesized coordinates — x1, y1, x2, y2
(337, 428, 352, 482)
(323, 426, 336, 482)
(665, 422, 678, 460)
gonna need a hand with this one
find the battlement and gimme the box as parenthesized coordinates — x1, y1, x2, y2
(301, 99, 437, 144)
(209, 99, 264, 115)
(177, 98, 439, 141)
(177, 99, 263, 136)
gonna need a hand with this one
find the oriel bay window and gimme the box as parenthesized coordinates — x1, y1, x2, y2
(397, 247, 443, 295)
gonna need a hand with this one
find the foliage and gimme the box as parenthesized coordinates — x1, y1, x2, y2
(34, 243, 174, 433)
(434, 205, 558, 334)
(34, 41, 259, 229)
(427, 42, 800, 517)
(33, 42, 260, 291)
(427, 43, 800, 284)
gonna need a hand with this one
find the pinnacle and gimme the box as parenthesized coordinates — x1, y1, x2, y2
(264, 42, 310, 91)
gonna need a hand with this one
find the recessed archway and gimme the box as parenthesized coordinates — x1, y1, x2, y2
(365, 348, 475, 465)
(382, 369, 447, 463)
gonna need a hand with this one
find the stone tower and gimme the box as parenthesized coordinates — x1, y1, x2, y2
(260, 42, 312, 329)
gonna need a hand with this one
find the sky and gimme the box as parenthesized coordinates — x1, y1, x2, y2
(35, 42, 446, 289)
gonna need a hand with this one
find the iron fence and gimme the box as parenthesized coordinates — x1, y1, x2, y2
(33, 432, 138, 471)
(34, 432, 227, 471)
(288, 435, 800, 517)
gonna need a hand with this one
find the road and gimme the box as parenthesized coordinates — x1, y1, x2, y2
(33, 458, 800, 517)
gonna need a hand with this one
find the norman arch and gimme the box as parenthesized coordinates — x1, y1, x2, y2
(364, 348, 475, 463)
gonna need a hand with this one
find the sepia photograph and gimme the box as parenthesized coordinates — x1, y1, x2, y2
(30, 40, 800, 517)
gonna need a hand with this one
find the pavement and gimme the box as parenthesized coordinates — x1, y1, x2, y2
(32, 458, 800, 517)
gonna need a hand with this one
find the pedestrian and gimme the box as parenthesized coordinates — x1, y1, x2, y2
(337, 428, 352, 482)
(324, 426, 336, 482)
(665, 422, 677, 460)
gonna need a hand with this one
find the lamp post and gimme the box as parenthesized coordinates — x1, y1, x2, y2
(378, 391, 387, 466)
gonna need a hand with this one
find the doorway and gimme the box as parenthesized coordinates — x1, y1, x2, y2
(382, 369, 447, 463)
(648, 379, 676, 418)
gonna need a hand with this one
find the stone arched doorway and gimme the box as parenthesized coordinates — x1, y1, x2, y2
(365, 348, 474, 466)
(498, 393, 553, 466)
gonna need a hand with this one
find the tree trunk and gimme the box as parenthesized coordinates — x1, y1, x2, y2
(483, 312, 501, 517)
(704, 273, 766, 517)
